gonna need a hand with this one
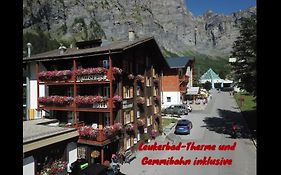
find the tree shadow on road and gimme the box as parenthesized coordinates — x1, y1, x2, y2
(201, 109, 256, 139)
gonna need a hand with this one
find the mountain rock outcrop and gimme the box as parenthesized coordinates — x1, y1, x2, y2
(23, 0, 256, 58)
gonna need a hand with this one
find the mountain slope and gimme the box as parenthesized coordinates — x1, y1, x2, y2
(23, 0, 256, 58)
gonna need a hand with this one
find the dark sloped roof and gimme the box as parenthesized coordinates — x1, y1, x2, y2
(165, 57, 194, 69)
(23, 37, 154, 62)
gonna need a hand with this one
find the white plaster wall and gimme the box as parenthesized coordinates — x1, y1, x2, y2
(23, 156, 35, 175)
(66, 142, 77, 172)
(29, 63, 37, 109)
(162, 91, 180, 109)
(28, 62, 47, 119)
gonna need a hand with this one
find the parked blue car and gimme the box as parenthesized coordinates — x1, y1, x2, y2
(174, 119, 193, 135)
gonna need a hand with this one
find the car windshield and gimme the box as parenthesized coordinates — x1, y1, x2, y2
(177, 123, 188, 126)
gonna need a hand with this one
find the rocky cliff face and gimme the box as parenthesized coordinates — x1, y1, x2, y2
(23, 0, 256, 58)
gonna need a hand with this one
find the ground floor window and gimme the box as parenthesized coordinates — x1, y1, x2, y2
(167, 97, 171, 102)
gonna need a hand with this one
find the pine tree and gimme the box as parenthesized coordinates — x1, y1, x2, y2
(231, 14, 256, 96)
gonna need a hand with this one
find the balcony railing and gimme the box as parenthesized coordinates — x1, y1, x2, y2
(38, 67, 123, 83)
(78, 125, 121, 142)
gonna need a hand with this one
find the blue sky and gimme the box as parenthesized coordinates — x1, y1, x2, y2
(185, 0, 256, 16)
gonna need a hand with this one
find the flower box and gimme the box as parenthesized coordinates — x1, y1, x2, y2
(112, 67, 123, 75)
(151, 129, 158, 138)
(153, 79, 159, 84)
(136, 75, 144, 83)
(40, 159, 67, 175)
(78, 126, 117, 142)
(125, 124, 135, 135)
(75, 67, 108, 76)
(74, 96, 108, 108)
(137, 119, 145, 127)
(38, 96, 73, 106)
(39, 70, 72, 82)
(136, 97, 145, 106)
(127, 74, 135, 80)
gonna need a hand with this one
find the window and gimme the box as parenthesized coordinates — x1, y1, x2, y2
(146, 77, 152, 87)
(153, 87, 158, 96)
(167, 97, 171, 102)
(103, 113, 110, 127)
(103, 60, 109, 69)
(146, 96, 152, 106)
(136, 86, 141, 96)
(154, 105, 159, 114)
(23, 67, 27, 120)
(147, 116, 152, 126)
(126, 138, 131, 149)
(123, 86, 133, 99)
(137, 110, 140, 118)
(123, 110, 134, 124)
(77, 147, 87, 159)
(124, 137, 134, 149)
(137, 133, 140, 141)
(130, 137, 134, 146)
(102, 86, 110, 97)
(152, 68, 156, 78)
(67, 87, 74, 97)
(178, 68, 183, 77)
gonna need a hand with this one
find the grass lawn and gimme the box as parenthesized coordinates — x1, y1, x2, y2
(162, 118, 178, 127)
(234, 92, 256, 111)
(234, 92, 256, 138)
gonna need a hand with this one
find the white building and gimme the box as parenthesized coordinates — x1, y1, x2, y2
(161, 57, 195, 109)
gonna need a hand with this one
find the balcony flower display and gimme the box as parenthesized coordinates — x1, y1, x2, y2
(40, 159, 67, 175)
(74, 96, 108, 105)
(127, 74, 135, 80)
(125, 123, 135, 132)
(38, 96, 73, 105)
(153, 78, 159, 84)
(136, 97, 145, 105)
(39, 70, 72, 81)
(103, 126, 114, 136)
(135, 75, 144, 82)
(112, 67, 122, 75)
(112, 95, 122, 103)
(151, 129, 158, 138)
(137, 118, 145, 127)
(78, 126, 98, 139)
(75, 67, 108, 76)
(154, 96, 160, 102)
(112, 122, 123, 131)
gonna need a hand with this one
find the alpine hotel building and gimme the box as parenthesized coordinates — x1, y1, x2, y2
(23, 36, 169, 166)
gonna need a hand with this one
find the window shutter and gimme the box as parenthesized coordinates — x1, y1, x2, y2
(123, 112, 126, 125)
(130, 137, 134, 147)
(123, 86, 126, 98)
(150, 116, 153, 125)
(130, 87, 133, 98)
(130, 110, 134, 122)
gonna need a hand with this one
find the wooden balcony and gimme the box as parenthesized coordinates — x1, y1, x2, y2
(78, 129, 119, 146)
(39, 101, 119, 112)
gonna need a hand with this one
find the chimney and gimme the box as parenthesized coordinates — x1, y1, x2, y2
(129, 29, 135, 41)
(58, 44, 67, 55)
(27, 43, 32, 58)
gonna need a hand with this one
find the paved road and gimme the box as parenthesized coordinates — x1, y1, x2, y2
(120, 90, 256, 175)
